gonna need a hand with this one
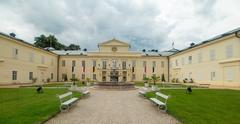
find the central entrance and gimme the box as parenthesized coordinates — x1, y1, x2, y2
(110, 71, 119, 82)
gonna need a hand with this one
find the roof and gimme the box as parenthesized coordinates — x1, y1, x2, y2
(141, 51, 176, 57)
(52, 50, 87, 55)
(0, 32, 57, 55)
(171, 27, 240, 56)
(98, 38, 130, 48)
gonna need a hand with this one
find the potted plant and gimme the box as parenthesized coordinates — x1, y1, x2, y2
(86, 77, 91, 86)
(32, 78, 37, 83)
(151, 75, 160, 91)
(143, 77, 150, 87)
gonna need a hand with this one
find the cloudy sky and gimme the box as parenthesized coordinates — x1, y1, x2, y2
(0, 0, 240, 51)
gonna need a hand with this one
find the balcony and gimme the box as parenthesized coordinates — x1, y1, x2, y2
(0, 59, 4, 62)
(37, 64, 48, 68)
(218, 58, 240, 64)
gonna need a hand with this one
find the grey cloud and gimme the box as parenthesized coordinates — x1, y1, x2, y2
(0, 0, 239, 51)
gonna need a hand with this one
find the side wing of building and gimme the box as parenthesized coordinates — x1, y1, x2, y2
(169, 32, 240, 86)
(0, 34, 58, 85)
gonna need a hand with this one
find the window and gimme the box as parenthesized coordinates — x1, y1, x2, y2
(188, 56, 192, 64)
(29, 72, 33, 80)
(132, 74, 136, 80)
(29, 53, 34, 62)
(82, 61, 85, 67)
(209, 49, 215, 61)
(62, 74, 67, 81)
(161, 61, 164, 68)
(12, 48, 18, 59)
(143, 74, 146, 79)
(181, 57, 185, 66)
(93, 60, 96, 67)
(143, 61, 147, 73)
(51, 58, 54, 66)
(41, 56, 45, 64)
(112, 60, 117, 69)
(81, 60, 86, 72)
(93, 60, 96, 72)
(132, 61, 135, 73)
(198, 53, 202, 63)
(62, 60, 66, 67)
(72, 60, 76, 67)
(152, 61, 156, 73)
(224, 67, 234, 81)
(72, 74, 75, 79)
(152, 61, 156, 67)
(226, 45, 233, 58)
(72, 66, 75, 72)
(102, 61, 107, 69)
(175, 60, 178, 66)
(143, 61, 146, 67)
(82, 74, 85, 80)
(211, 72, 216, 81)
(12, 71, 17, 80)
(132, 60, 136, 67)
(93, 74, 96, 80)
(169, 61, 172, 68)
(122, 61, 126, 69)
(51, 73, 54, 80)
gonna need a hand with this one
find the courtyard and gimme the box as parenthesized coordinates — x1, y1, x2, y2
(1, 84, 240, 124)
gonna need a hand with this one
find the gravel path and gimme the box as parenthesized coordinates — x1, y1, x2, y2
(45, 88, 180, 124)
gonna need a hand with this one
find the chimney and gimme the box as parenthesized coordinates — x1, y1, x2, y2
(9, 33, 16, 37)
(190, 43, 195, 47)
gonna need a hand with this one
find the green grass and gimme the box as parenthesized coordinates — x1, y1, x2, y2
(134, 81, 188, 88)
(34, 81, 86, 87)
(0, 88, 82, 124)
(145, 89, 240, 124)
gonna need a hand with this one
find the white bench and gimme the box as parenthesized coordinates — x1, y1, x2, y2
(150, 92, 169, 111)
(80, 87, 90, 95)
(57, 92, 78, 112)
(69, 85, 90, 96)
(139, 87, 149, 96)
(64, 82, 72, 87)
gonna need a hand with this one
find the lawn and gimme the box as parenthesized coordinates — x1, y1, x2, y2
(32, 81, 87, 87)
(135, 81, 188, 88)
(0, 88, 82, 124)
(145, 89, 240, 124)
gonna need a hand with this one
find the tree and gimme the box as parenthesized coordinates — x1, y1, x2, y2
(151, 75, 160, 85)
(67, 44, 81, 50)
(34, 34, 66, 50)
(143, 76, 151, 84)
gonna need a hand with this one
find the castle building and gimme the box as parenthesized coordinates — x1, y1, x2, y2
(0, 28, 240, 87)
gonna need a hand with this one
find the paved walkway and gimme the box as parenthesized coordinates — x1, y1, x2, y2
(46, 89, 180, 124)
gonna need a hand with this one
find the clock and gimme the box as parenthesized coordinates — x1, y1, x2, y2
(112, 47, 117, 52)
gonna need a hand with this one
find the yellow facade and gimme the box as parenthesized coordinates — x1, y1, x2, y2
(0, 28, 240, 87)
(58, 39, 168, 82)
(169, 33, 240, 87)
(0, 34, 58, 85)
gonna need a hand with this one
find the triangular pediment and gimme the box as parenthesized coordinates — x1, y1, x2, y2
(99, 39, 130, 47)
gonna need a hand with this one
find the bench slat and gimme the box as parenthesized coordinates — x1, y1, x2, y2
(156, 92, 168, 99)
(58, 92, 72, 99)
(150, 98, 165, 105)
(62, 97, 78, 105)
